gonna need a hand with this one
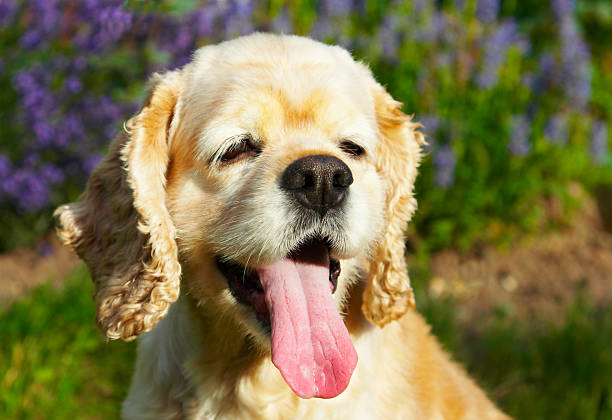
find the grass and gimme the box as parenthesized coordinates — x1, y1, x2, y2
(1, 266, 612, 419)
(419, 293, 612, 419)
(0, 265, 135, 420)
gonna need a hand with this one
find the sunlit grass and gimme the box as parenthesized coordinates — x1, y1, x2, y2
(1, 266, 612, 419)
(0, 265, 135, 419)
(419, 293, 612, 420)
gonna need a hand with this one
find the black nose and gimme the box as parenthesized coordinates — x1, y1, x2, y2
(280, 154, 353, 216)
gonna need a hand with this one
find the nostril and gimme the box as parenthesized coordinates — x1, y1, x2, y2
(303, 172, 315, 190)
(333, 171, 353, 189)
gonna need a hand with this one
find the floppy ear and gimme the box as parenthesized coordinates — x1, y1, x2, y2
(54, 70, 183, 341)
(362, 82, 424, 328)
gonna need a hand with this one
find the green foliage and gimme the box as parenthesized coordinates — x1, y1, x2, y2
(0, 266, 136, 419)
(419, 293, 612, 420)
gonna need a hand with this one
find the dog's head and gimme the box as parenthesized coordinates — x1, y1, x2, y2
(55, 34, 423, 398)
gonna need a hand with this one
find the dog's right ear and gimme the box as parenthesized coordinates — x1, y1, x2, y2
(361, 77, 424, 328)
(54, 70, 183, 341)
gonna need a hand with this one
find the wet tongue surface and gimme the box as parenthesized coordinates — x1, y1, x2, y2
(255, 242, 358, 399)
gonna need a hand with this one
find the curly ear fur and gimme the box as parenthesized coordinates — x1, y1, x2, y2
(362, 83, 424, 328)
(54, 71, 183, 341)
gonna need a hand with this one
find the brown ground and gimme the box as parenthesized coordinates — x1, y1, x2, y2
(425, 193, 612, 324)
(1, 194, 611, 321)
(0, 235, 79, 309)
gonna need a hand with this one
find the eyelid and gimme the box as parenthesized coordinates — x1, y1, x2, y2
(210, 134, 252, 164)
(339, 137, 367, 157)
(342, 134, 368, 148)
(210, 133, 248, 163)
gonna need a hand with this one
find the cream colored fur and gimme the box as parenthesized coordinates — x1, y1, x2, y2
(55, 33, 510, 419)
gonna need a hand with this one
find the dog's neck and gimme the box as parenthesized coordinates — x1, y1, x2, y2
(129, 271, 390, 419)
(149, 276, 370, 411)
(161, 293, 292, 417)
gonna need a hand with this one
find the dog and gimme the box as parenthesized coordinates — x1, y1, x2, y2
(55, 33, 509, 419)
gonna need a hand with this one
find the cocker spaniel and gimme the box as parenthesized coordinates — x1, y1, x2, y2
(55, 34, 509, 419)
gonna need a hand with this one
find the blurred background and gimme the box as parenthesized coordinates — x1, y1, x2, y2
(0, 0, 611, 418)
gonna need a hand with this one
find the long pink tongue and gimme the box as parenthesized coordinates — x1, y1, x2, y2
(256, 244, 357, 399)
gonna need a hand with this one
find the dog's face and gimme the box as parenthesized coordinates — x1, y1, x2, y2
(166, 36, 385, 338)
(55, 34, 423, 399)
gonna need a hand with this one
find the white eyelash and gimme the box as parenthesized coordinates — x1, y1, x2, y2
(195, 125, 251, 163)
(210, 134, 252, 164)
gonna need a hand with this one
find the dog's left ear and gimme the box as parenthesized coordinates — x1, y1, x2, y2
(54, 70, 183, 341)
(361, 79, 424, 328)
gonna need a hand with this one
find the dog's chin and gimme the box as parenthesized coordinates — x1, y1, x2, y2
(215, 236, 342, 338)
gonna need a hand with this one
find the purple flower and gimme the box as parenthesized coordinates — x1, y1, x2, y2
(476, 20, 520, 89)
(13, 67, 63, 147)
(530, 53, 556, 93)
(0, 159, 67, 211)
(57, 113, 85, 147)
(223, 1, 255, 37)
(65, 76, 83, 93)
(378, 14, 399, 60)
(508, 115, 531, 156)
(83, 154, 103, 175)
(551, 0, 574, 19)
(545, 114, 569, 145)
(40, 164, 64, 184)
(178, 26, 196, 52)
(590, 121, 608, 164)
(13, 70, 35, 91)
(419, 12, 447, 44)
(31, 0, 61, 33)
(193, 6, 217, 37)
(2, 168, 50, 211)
(33, 120, 55, 146)
(419, 115, 440, 136)
(412, 0, 426, 14)
(20, 29, 43, 49)
(0, 154, 11, 179)
(76, 1, 133, 51)
(476, 0, 500, 23)
(311, 16, 334, 40)
(521, 72, 534, 89)
(559, 18, 591, 109)
(321, 0, 353, 16)
(73, 56, 88, 71)
(272, 7, 293, 34)
(52, 56, 69, 71)
(23, 153, 38, 167)
(0, 0, 16, 29)
(19, 174, 50, 210)
(433, 145, 456, 189)
(435, 52, 453, 68)
(19, 0, 62, 49)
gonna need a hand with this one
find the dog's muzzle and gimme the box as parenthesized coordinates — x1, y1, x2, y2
(280, 154, 353, 216)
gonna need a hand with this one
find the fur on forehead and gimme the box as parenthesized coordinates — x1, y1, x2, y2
(186, 33, 367, 91)
(174, 33, 380, 158)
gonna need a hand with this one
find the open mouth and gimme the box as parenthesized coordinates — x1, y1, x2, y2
(214, 235, 356, 399)
(215, 237, 341, 331)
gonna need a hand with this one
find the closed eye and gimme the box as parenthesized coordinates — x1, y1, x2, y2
(339, 140, 365, 158)
(219, 135, 261, 164)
